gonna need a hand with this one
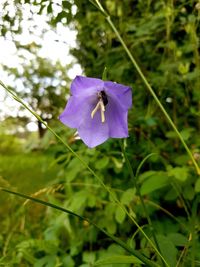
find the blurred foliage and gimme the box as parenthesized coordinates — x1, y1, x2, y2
(0, 0, 200, 266)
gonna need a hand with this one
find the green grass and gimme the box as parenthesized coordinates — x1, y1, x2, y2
(0, 151, 60, 223)
(0, 152, 59, 192)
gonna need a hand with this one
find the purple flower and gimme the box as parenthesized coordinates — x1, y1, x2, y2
(59, 76, 132, 148)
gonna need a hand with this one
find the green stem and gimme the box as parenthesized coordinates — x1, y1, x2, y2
(121, 144, 164, 266)
(0, 80, 167, 265)
(93, 0, 200, 176)
(175, 234, 190, 267)
(190, 196, 199, 267)
(0, 187, 158, 267)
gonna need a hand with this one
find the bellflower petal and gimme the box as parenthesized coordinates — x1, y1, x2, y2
(104, 81, 132, 110)
(105, 97, 129, 137)
(71, 76, 103, 97)
(59, 95, 95, 128)
(59, 76, 132, 148)
(78, 111, 109, 148)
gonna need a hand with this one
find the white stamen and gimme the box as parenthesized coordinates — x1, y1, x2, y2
(99, 100, 105, 123)
(91, 102, 101, 119)
(91, 99, 106, 123)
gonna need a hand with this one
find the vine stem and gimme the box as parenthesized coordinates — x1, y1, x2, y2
(93, 0, 200, 176)
(0, 80, 169, 266)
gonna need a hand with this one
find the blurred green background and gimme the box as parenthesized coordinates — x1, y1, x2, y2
(0, 0, 200, 266)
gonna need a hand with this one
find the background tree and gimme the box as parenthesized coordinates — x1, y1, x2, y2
(4, 56, 70, 137)
(0, 0, 71, 137)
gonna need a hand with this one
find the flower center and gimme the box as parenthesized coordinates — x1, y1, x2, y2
(91, 91, 108, 123)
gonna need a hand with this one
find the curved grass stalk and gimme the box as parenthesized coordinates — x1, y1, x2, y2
(0, 187, 158, 267)
(145, 199, 188, 231)
(121, 146, 164, 265)
(91, 0, 200, 176)
(0, 80, 168, 266)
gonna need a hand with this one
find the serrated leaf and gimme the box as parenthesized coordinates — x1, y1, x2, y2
(94, 255, 143, 266)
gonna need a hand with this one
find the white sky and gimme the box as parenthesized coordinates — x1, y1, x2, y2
(0, 1, 82, 130)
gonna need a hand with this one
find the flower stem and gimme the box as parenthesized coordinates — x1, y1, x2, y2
(121, 144, 164, 266)
(93, 0, 200, 176)
(0, 80, 169, 266)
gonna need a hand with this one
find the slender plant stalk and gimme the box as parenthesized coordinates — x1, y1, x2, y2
(92, 0, 200, 176)
(0, 80, 169, 266)
(0, 187, 159, 267)
(176, 234, 191, 267)
(146, 200, 188, 231)
(121, 145, 164, 266)
(190, 196, 199, 267)
(171, 181, 190, 219)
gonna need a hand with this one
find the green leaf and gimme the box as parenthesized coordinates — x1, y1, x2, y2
(166, 128, 194, 141)
(69, 190, 88, 211)
(156, 235, 177, 267)
(165, 131, 177, 139)
(112, 157, 123, 169)
(168, 166, 189, 182)
(164, 188, 178, 201)
(115, 206, 126, 224)
(83, 251, 96, 264)
(106, 219, 117, 235)
(167, 233, 188, 247)
(34, 255, 56, 267)
(87, 194, 96, 207)
(179, 128, 194, 141)
(195, 178, 200, 192)
(138, 170, 157, 183)
(183, 185, 195, 200)
(140, 172, 169, 195)
(95, 157, 109, 170)
(62, 255, 75, 267)
(94, 255, 143, 266)
(66, 157, 83, 182)
(120, 189, 135, 205)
